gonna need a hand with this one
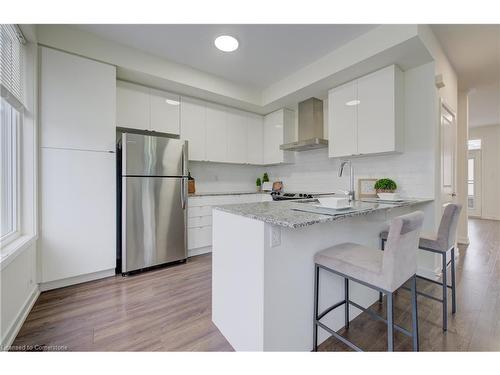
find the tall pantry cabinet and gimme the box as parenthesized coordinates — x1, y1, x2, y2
(39, 47, 116, 289)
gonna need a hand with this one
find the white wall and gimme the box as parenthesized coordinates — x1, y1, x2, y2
(457, 91, 469, 243)
(469, 124, 500, 220)
(189, 162, 264, 193)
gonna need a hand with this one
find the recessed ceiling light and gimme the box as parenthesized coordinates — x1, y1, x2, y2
(345, 100, 361, 106)
(165, 99, 180, 106)
(214, 35, 239, 52)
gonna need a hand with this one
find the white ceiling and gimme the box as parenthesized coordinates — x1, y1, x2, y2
(74, 24, 376, 90)
(432, 25, 500, 128)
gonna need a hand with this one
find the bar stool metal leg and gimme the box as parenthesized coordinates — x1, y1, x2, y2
(410, 274, 419, 351)
(451, 247, 456, 314)
(313, 264, 319, 351)
(442, 253, 448, 331)
(387, 292, 394, 351)
(345, 278, 349, 328)
(379, 238, 385, 303)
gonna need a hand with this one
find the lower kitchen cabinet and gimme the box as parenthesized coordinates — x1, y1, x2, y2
(187, 193, 271, 256)
(40, 148, 116, 285)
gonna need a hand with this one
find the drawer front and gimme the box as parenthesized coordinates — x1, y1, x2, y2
(188, 215, 212, 228)
(187, 205, 213, 217)
(187, 226, 212, 249)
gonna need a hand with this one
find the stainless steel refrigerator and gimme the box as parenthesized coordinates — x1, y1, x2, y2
(119, 132, 188, 274)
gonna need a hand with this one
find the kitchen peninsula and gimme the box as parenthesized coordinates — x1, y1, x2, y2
(212, 198, 433, 351)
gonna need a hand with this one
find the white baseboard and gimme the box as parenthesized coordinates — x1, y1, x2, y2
(39, 269, 116, 292)
(1, 286, 40, 351)
(480, 215, 500, 221)
(188, 246, 212, 258)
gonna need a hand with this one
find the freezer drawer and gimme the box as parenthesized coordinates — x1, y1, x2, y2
(122, 176, 187, 272)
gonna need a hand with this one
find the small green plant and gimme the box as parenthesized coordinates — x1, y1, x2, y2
(256, 178, 262, 187)
(262, 173, 269, 183)
(374, 178, 397, 192)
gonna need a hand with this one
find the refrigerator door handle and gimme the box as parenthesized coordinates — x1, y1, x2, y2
(181, 177, 187, 210)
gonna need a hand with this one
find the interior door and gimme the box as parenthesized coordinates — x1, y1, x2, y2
(467, 150, 482, 217)
(123, 176, 186, 272)
(440, 102, 457, 206)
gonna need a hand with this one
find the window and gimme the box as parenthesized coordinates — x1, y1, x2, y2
(1, 98, 19, 240)
(468, 139, 481, 150)
(1, 24, 24, 245)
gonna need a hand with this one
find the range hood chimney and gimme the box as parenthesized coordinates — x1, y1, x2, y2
(280, 97, 328, 151)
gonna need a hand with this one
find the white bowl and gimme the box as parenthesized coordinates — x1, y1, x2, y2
(377, 193, 400, 200)
(317, 197, 350, 209)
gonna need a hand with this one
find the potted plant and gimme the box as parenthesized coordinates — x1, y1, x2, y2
(374, 178, 397, 193)
(262, 173, 269, 183)
(256, 177, 262, 192)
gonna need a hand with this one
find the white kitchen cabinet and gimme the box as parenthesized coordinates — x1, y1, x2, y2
(150, 88, 180, 135)
(328, 81, 358, 158)
(328, 65, 404, 158)
(226, 108, 248, 164)
(116, 80, 150, 131)
(40, 148, 116, 283)
(246, 113, 264, 165)
(263, 109, 295, 165)
(180, 96, 206, 161)
(40, 47, 116, 151)
(205, 103, 228, 162)
(356, 65, 403, 155)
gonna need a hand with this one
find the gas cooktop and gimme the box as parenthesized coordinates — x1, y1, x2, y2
(270, 191, 335, 201)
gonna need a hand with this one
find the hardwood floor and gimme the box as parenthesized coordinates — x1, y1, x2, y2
(11, 254, 233, 351)
(11, 218, 500, 351)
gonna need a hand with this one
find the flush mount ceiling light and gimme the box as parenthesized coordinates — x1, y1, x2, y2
(214, 35, 239, 52)
(165, 99, 180, 106)
(345, 100, 361, 106)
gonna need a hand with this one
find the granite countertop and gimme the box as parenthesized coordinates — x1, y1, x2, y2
(188, 191, 268, 197)
(213, 198, 433, 229)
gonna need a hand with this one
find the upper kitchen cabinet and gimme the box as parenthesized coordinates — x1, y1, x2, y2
(150, 88, 181, 135)
(246, 113, 264, 165)
(328, 81, 358, 158)
(263, 109, 295, 165)
(328, 65, 404, 158)
(180, 96, 206, 161)
(116, 81, 181, 135)
(116, 80, 150, 131)
(226, 108, 248, 164)
(205, 103, 228, 162)
(40, 47, 116, 151)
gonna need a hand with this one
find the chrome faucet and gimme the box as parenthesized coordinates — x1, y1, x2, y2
(338, 160, 355, 202)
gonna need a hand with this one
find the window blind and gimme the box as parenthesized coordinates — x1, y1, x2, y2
(0, 24, 25, 109)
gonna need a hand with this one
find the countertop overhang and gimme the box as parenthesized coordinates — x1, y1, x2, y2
(213, 198, 434, 229)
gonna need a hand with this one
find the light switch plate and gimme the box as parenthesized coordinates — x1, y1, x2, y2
(270, 225, 281, 247)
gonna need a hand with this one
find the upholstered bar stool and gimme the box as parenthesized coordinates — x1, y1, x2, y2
(379, 203, 462, 331)
(313, 211, 424, 352)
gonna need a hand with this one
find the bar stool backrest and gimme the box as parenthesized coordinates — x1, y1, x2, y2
(383, 211, 425, 292)
(436, 203, 462, 251)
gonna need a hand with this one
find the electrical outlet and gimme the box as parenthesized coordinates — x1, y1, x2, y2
(270, 226, 281, 248)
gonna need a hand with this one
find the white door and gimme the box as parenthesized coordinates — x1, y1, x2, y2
(263, 110, 284, 164)
(246, 113, 264, 165)
(40, 47, 116, 151)
(357, 66, 395, 155)
(180, 97, 206, 161)
(205, 103, 228, 162)
(40, 148, 116, 283)
(226, 109, 248, 164)
(150, 88, 180, 135)
(116, 80, 150, 131)
(467, 150, 482, 217)
(440, 102, 457, 206)
(328, 82, 358, 158)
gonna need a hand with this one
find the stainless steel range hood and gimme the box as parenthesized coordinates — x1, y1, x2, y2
(280, 97, 328, 152)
